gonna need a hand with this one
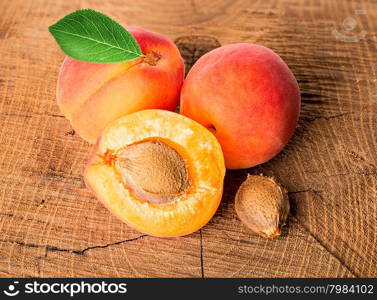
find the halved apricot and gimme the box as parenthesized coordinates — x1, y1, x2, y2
(84, 110, 225, 237)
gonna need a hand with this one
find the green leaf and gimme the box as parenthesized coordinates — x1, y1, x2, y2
(48, 9, 145, 63)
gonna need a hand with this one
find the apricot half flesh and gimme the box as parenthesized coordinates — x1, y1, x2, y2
(84, 110, 225, 237)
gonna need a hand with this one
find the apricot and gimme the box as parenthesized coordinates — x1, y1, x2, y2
(180, 43, 301, 169)
(84, 110, 225, 237)
(57, 27, 184, 143)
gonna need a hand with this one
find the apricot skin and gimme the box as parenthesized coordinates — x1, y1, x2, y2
(180, 43, 301, 169)
(57, 27, 185, 143)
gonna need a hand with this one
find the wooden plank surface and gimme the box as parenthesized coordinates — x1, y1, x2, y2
(0, 0, 376, 277)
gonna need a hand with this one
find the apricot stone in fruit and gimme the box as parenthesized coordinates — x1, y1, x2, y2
(117, 140, 190, 204)
(180, 43, 301, 169)
(235, 175, 289, 238)
(84, 110, 225, 237)
(57, 27, 185, 143)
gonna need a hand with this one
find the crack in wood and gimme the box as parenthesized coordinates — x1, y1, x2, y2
(324, 171, 377, 178)
(14, 241, 40, 248)
(301, 92, 328, 104)
(1, 112, 65, 119)
(68, 235, 148, 255)
(302, 112, 353, 123)
(3, 235, 148, 257)
(199, 229, 204, 278)
(301, 99, 325, 105)
(48, 114, 65, 118)
(0, 212, 14, 217)
(65, 129, 75, 136)
(174, 35, 221, 75)
(289, 189, 323, 195)
(290, 217, 359, 278)
(288, 189, 325, 205)
(1, 112, 32, 119)
(226, 235, 256, 245)
(43, 171, 82, 183)
(190, 0, 197, 13)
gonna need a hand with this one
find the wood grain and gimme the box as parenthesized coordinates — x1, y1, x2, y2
(0, 0, 376, 277)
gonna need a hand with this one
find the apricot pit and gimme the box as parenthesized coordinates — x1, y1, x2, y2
(235, 175, 289, 238)
(117, 140, 190, 204)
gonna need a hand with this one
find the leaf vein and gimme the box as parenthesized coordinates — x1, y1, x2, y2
(50, 28, 142, 56)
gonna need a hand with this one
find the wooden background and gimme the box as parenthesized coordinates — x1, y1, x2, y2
(0, 0, 376, 278)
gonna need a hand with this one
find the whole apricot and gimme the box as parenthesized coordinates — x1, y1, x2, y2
(57, 27, 184, 143)
(180, 43, 300, 169)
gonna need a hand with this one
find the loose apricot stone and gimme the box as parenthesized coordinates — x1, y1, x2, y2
(235, 175, 289, 238)
(84, 110, 225, 237)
